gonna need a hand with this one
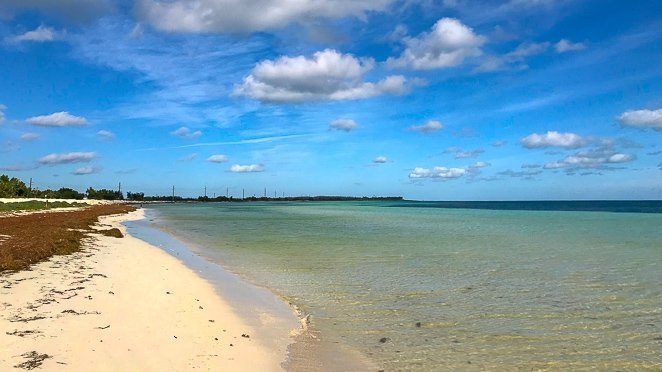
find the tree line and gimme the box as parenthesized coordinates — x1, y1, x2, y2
(0, 175, 122, 200)
(1, 174, 403, 202)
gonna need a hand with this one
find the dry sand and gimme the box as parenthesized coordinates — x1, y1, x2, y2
(0, 209, 286, 371)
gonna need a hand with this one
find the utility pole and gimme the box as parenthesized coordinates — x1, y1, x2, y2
(242, 188, 245, 199)
(29, 178, 32, 191)
(204, 186, 207, 198)
(172, 186, 175, 203)
(226, 187, 229, 198)
(264, 187, 266, 198)
(118, 182, 122, 194)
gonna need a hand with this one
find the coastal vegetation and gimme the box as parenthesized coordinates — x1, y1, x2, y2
(0, 200, 84, 212)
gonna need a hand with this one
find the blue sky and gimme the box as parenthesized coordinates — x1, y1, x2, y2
(0, 0, 660, 200)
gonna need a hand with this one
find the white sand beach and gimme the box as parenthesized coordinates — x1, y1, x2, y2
(0, 209, 288, 371)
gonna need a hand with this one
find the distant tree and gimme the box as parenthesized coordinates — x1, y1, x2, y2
(126, 192, 145, 201)
(86, 187, 124, 200)
(0, 174, 30, 198)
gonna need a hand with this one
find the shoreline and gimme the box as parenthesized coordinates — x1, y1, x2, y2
(137, 207, 379, 372)
(0, 208, 293, 370)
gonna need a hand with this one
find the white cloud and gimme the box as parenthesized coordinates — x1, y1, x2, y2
(38, 152, 96, 165)
(229, 164, 264, 173)
(329, 118, 358, 132)
(234, 49, 411, 103)
(408, 120, 443, 134)
(20, 132, 40, 141)
(520, 131, 584, 149)
(491, 140, 507, 147)
(11, 25, 57, 42)
(73, 166, 100, 175)
(207, 154, 228, 163)
(470, 161, 490, 168)
(0, 104, 6, 122)
(26, 111, 88, 127)
(171, 126, 202, 139)
(498, 169, 542, 178)
(409, 166, 467, 179)
(387, 18, 485, 70)
(136, 0, 395, 33)
(373, 156, 388, 164)
(543, 149, 635, 171)
(555, 39, 586, 53)
(444, 147, 484, 158)
(97, 129, 115, 140)
(617, 109, 662, 131)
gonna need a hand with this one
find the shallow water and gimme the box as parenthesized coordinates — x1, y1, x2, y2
(146, 201, 662, 370)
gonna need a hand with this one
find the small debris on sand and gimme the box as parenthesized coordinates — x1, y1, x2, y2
(14, 351, 51, 370)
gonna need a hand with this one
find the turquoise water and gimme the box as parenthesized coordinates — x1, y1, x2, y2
(147, 202, 662, 370)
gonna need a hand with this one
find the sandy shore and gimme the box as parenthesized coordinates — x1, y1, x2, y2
(0, 209, 286, 371)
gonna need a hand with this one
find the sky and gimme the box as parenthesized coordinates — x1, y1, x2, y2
(0, 0, 660, 200)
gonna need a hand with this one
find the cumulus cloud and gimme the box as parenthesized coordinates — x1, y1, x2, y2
(520, 131, 584, 149)
(207, 154, 228, 163)
(229, 164, 264, 173)
(554, 39, 586, 53)
(97, 129, 115, 140)
(373, 156, 388, 164)
(617, 109, 662, 131)
(20, 133, 40, 141)
(409, 166, 467, 179)
(38, 152, 96, 165)
(387, 18, 485, 70)
(329, 118, 358, 132)
(408, 120, 443, 134)
(73, 166, 100, 175)
(136, 0, 395, 33)
(444, 147, 484, 159)
(171, 126, 202, 139)
(543, 146, 636, 174)
(26, 111, 88, 127)
(234, 49, 412, 103)
(11, 25, 58, 42)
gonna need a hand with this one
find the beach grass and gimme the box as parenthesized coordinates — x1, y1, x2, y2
(0, 204, 135, 272)
(0, 200, 85, 212)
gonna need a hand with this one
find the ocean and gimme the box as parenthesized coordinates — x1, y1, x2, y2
(138, 201, 662, 370)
